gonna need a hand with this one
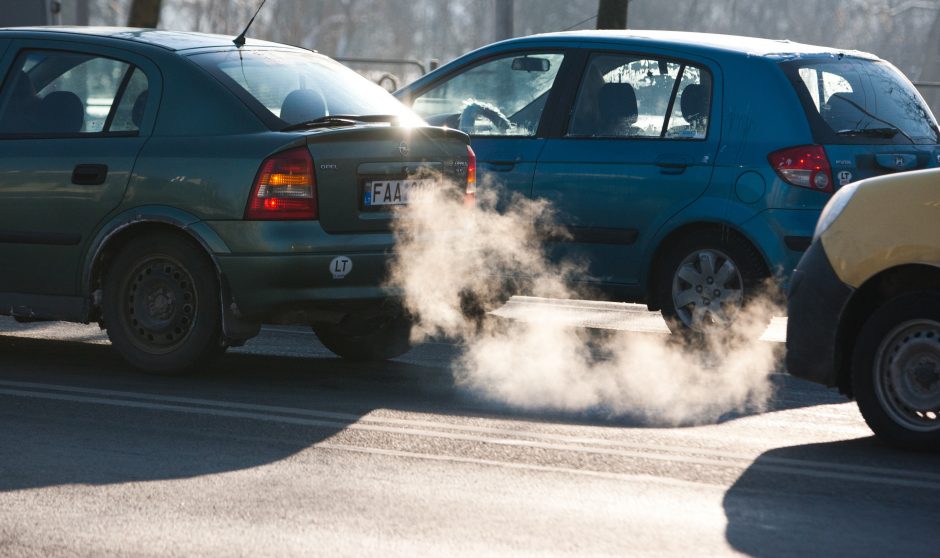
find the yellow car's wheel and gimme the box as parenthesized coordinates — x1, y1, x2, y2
(852, 291, 940, 451)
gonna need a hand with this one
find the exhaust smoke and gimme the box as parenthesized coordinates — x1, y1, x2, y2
(387, 181, 782, 425)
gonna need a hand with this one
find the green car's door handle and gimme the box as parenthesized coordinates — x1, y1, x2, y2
(72, 164, 109, 186)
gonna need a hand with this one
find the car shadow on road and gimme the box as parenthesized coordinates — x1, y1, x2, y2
(0, 333, 402, 494)
(0, 322, 859, 495)
(722, 437, 940, 557)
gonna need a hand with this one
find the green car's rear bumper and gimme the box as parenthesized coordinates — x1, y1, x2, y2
(207, 220, 401, 323)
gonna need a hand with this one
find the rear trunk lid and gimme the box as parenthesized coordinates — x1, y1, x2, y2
(305, 125, 471, 234)
(826, 144, 940, 189)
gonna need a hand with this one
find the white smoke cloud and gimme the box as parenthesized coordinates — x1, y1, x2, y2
(388, 180, 781, 426)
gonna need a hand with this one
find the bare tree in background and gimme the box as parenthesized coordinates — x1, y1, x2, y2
(128, 0, 162, 27)
(596, 0, 628, 29)
(494, 0, 514, 41)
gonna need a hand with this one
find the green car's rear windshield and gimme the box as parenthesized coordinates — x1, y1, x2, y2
(191, 49, 421, 128)
(783, 57, 940, 145)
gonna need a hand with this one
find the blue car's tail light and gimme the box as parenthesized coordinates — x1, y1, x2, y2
(769, 145, 833, 193)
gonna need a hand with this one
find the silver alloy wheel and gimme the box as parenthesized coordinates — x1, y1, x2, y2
(671, 248, 744, 332)
(873, 319, 940, 432)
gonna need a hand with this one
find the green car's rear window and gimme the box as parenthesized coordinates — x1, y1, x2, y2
(190, 49, 420, 127)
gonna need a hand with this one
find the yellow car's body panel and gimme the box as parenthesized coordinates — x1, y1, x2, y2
(821, 168, 940, 288)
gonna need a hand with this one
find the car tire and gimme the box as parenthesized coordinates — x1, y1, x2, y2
(851, 291, 940, 451)
(102, 233, 224, 374)
(458, 277, 516, 328)
(657, 231, 769, 337)
(313, 313, 413, 361)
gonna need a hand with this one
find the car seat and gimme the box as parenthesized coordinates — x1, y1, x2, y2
(36, 91, 84, 134)
(280, 89, 327, 124)
(679, 83, 709, 133)
(596, 82, 640, 136)
(0, 71, 39, 132)
(131, 90, 148, 129)
(822, 92, 865, 132)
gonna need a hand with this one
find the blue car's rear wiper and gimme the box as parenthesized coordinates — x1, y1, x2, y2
(281, 114, 400, 132)
(835, 127, 900, 139)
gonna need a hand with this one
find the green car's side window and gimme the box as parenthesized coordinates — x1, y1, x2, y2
(0, 49, 149, 137)
(108, 68, 149, 133)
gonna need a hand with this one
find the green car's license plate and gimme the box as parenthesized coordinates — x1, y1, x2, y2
(363, 179, 436, 207)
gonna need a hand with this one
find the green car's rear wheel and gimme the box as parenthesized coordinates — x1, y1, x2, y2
(313, 312, 413, 362)
(103, 234, 223, 374)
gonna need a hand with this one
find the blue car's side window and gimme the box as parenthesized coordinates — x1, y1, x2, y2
(567, 53, 712, 140)
(410, 52, 565, 137)
(0, 49, 148, 137)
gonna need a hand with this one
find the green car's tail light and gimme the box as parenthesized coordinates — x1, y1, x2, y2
(465, 145, 476, 206)
(245, 147, 318, 220)
(769, 145, 833, 193)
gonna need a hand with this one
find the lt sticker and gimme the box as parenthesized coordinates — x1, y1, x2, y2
(330, 256, 352, 279)
(838, 170, 853, 186)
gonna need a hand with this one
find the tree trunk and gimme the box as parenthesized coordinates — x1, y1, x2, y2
(128, 0, 162, 28)
(596, 0, 628, 30)
(494, 0, 514, 42)
(919, 7, 940, 119)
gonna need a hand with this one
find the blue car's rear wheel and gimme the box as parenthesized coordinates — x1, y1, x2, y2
(103, 233, 223, 374)
(657, 231, 769, 336)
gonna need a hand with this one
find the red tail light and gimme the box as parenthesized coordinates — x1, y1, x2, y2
(465, 145, 476, 206)
(768, 145, 833, 193)
(245, 147, 318, 220)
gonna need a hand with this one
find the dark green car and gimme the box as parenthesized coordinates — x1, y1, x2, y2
(0, 27, 474, 373)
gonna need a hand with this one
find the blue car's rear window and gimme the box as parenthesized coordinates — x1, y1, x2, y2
(783, 57, 940, 145)
(190, 49, 421, 128)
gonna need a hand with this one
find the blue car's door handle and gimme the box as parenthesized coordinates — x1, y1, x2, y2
(655, 157, 691, 175)
(483, 160, 518, 172)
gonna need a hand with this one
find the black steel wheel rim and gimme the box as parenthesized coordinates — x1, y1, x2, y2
(122, 255, 197, 354)
(874, 319, 940, 432)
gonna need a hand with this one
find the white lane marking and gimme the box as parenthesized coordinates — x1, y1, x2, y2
(316, 442, 718, 491)
(2, 381, 939, 490)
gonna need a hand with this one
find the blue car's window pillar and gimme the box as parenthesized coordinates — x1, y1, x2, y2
(664, 67, 712, 139)
(567, 53, 711, 140)
(411, 52, 565, 137)
(0, 49, 147, 136)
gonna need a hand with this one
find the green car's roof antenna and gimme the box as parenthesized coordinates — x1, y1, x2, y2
(233, 0, 267, 47)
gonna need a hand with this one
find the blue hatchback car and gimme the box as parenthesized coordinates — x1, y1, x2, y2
(396, 31, 940, 332)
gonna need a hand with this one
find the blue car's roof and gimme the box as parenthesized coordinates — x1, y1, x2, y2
(468, 30, 877, 61)
(0, 26, 297, 52)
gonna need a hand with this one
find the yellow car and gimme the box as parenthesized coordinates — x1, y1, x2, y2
(786, 167, 940, 450)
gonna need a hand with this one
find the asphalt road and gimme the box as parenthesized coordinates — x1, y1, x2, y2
(0, 298, 938, 557)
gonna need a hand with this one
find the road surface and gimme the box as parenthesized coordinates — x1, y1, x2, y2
(0, 298, 937, 556)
